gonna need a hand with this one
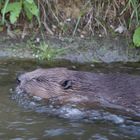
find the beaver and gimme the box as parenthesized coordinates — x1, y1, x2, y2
(16, 68, 140, 119)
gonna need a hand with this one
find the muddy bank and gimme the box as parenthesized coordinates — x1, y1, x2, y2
(0, 34, 140, 63)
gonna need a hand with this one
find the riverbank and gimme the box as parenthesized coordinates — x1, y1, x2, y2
(0, 33, 140, 63)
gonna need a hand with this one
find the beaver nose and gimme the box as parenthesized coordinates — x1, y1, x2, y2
(16, 77, 21, 84)
(16, 72, 25, 84)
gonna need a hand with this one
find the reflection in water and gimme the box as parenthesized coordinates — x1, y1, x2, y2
(0, 59, 140, 139)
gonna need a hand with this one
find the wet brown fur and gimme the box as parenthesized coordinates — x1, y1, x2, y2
(17, 68, 140, 117)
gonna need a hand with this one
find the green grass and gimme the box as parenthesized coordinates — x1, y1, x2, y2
(34, 42, 67, 61)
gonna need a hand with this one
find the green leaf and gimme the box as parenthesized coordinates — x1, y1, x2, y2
(133, 27, 140, 47)
(2, 2, 22, 24)
(10, 10, 20, 24)
(25, 0, 34, 4)
(24, 5, 33, 20)
(23, 0, 39, 19)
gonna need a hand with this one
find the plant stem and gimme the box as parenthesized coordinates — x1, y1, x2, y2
(2, 0, 9, 24)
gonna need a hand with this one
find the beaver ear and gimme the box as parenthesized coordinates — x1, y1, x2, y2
(60, 80, 72, 89)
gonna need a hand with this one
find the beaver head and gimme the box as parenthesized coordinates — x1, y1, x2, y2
(16, 68, 89, 105)
(16, 68, 72, 98)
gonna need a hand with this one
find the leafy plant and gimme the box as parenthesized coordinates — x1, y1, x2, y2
(133, 27, 140, 47)
(1, 0, 39, 24)
(23, 0, 39, 21)
(35, 42, 66, 61)
(2, 1, 22, 24)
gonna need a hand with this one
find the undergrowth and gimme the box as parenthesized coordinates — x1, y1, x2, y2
(34, 42, 67, 61)
(0, 0, 140, 46)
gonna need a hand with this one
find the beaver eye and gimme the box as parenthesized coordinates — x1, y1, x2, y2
(35, 77, 44, 82)
(61, 80, 72, 89)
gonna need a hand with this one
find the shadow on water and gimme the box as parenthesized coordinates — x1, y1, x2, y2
(0, 59, 140, 139)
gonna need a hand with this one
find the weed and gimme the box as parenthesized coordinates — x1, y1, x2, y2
(1, 0, 39, 24)
(0, 0, 140, 37)
(35, 42, 67, 61)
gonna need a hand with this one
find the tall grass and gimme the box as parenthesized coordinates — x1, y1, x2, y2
(121, 0, 140, 28)
(37, 0, 140, 35)
(0, 0, 140, 36)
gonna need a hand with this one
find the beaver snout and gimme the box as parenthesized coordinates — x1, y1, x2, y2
(16, 71, 26, 85)
(16, 76, 21, 84)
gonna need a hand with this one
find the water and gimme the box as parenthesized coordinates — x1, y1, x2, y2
(0, 59, 140, 140)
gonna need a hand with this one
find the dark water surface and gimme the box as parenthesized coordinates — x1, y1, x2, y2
(0, 59, 140, 140)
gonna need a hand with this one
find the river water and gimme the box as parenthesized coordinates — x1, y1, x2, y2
(0, 59, 140, 140)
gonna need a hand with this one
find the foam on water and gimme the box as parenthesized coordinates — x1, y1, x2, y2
(11, 89, 126, 124)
